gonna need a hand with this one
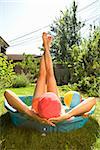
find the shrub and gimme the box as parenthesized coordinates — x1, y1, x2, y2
(0, 54, 15, 89)
(77, 76, 100, 97)
(26, 73, 37, 83)
(12, 74, 29, 88)
(15, 54, 39, 83)
(66, 27, 100, 96)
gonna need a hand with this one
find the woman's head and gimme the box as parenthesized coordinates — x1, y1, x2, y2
(38, 92, 62, 119)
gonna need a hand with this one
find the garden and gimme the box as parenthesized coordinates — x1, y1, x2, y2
(0, 1, 100, 150)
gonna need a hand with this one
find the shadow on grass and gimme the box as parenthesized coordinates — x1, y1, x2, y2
(0, 113, 100, 150)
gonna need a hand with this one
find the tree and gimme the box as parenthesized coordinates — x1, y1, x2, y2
(50, 1, 84, 63)
(70, 26, 100, 96)
(75, 26, 100, 81)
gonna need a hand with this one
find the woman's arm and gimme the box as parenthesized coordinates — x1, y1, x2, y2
(49, 97, 96, 123)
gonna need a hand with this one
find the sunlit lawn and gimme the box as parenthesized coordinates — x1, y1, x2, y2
(0, 85, 100, 150)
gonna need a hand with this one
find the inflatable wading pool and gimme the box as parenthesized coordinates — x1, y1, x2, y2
(4, 95, 95, 133)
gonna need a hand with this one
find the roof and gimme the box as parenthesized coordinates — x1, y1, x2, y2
(7, 54, 41, 61)
(0, 36, 9, 48)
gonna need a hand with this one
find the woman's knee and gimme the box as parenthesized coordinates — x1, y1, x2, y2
(87, 97, 96, 105)
(4, 90, 12, 98)
(91, 97, 96, 105)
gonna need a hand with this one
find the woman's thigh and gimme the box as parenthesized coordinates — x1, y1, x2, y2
(33, 76, 46, 98)
(47, 76, 58, 96)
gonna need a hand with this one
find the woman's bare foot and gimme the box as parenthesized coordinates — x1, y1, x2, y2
(42, 32, 53, 50)
(47, 35, 53, 48)
(42, 32, 48, 50)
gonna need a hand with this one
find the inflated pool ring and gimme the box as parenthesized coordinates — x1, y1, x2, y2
(4, 94, 95, 133)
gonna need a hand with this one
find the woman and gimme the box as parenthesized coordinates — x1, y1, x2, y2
(4, 32, 96, 126)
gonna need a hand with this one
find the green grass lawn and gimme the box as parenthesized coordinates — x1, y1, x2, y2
(0, 85, 100, 150)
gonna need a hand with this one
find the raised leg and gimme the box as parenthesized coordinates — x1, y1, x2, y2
(42, 32, 58, 95)
(31, 54, 47, 112)
(33, 54, 47, 98)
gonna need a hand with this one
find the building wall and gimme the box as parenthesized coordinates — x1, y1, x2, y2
(0, 36, 9, 54)
(54, 64, 70, 85)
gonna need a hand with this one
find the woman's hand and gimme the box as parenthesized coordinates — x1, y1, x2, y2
(49, 116, 64, 123)
(39, 118, 56, 127)
(28, 106, 55, 126)
(35, 115, 55, 126)
(49, 115, 68, 123)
